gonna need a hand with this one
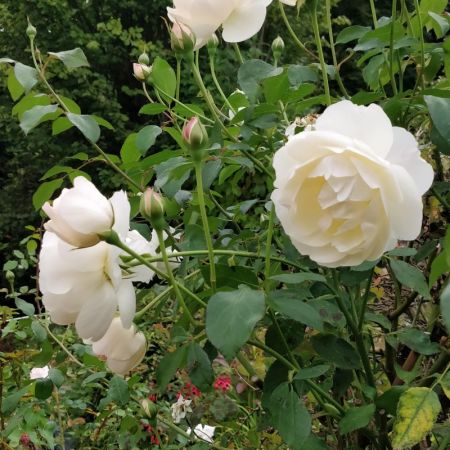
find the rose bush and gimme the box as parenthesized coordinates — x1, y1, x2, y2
(272, 100, 434, 267)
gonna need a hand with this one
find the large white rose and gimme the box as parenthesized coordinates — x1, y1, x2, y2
(39, 228, 153, 340)
(167, 0, 272, 49)
(89, 317, 146, 375)
(42, 176, 130, 248)
(272, 100, 434, 268)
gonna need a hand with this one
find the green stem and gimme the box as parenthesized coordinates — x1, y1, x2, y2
(264, 205, 276, 292)
(194, 162, 216, 292)
(312, 0, 331, 105)
(389, 0, 399, 95)
(369, 0, 378, 28)
(437, 428, 450, 450)
(358, 269, 374, 331)
(413, 0, 426, 90)
(325, 0, 350, 98)
(156, 228, 196, 325)
(237, 352, 257, 377)
(278, 1, 318, 60)
(209, 56, 235, 114)
(232, 42, 244, 64)
(53, 388, 66, 450)
(176, 57, 181, 101)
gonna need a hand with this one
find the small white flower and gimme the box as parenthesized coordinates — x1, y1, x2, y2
(171, 395, 192, 423)
(187, 424, 216, 443)
(30, 366, 49, 380)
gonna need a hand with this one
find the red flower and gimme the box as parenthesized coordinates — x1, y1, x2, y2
(148, 393, 158, 402)
(177, 382, 202, 399)
(214, 374, 232, 392)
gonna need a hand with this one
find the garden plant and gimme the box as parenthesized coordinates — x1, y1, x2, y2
(1, 0, 450, 449)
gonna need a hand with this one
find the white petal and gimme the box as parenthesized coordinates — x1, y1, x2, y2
(117, 281, 136, 329)
(315, 100, 394, 158)
(110, 190, 131, 238)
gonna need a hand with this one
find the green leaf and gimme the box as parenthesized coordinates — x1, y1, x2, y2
(151, 57, 176, 102)
(287, 65, 318, 87)
(156, 345, 188, 392)
(339, 404, 376, 434)
(440, 371, 450, 399)
(14, 62, 38, 92)
(428, 11, 450, 38)
(311, 334, 361, 369)
(31, 321, 47, 341)
(82, 372, 107, 386)
(270, 272, 326, 284)
(155, 156, 192, 197)
(48, 48, 89, 69)
(108, 375, 129, 406)
(32, 178, 63, 210)
(392, 387, 441, 449)
(35, 378, 54, 400)
(439, 281, 450, 333)
(268, 290, 324, 331)
(206, 285, 265, 359)
(67, 113, 100, 143)
(135, 125, 162, 154)
(7, 68, 24, 100)
(48, 368, 64, 387)
(20, 104, 60, 134)
(120, 133, 140, 164)
(187, 343, 214, 391)
(424, 96, 450, 151)
(139, 103, 167, 115)
(15, 298, 34, 316)
(199, 264, 259, 289)
(389, 259, 430, 299)
(92, 115, 114, 129)
(268, 383, 311, 448)
(1, 386, 29, 414)
(294, 365, 330, 380)
(375, 386, 408, 415)
(52, 117, 73, 135)
(238, 59, 283, 102)
(336, 25, 371, 44)
(397, 328, 440, 355)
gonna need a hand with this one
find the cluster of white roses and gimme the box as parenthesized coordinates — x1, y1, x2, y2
(39, 177, 172, 374)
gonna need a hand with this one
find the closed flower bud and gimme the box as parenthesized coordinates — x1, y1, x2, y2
(170, 22, 196, 56)
(26, 23, 37, 39)
(182, 117, 208, 159)
(140, 188, 165, 229)
(141, 398, 158, 419)
(207, 33, 219, 57)
(272, 36, 285, 61)
(138, 52, 150, 65)
(133, 63, 152, 81)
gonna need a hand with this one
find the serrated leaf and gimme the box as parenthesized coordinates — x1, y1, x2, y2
(397, 328, 440, 355)
(389, 259, 430, 299)
(294, 365, 330, 380)
(108, 375, 129, 406)
(206, 285, 265, 359)
(392, 387, 441, 449)
(32, 179, 63, 210)
(20, 104, 60, 134)
(48, 368, 64, 387)
(48, 48, 89, 69)
(156, 345, 188, 392)
(31, 321, 47, 341)
(339, 404, 376, 434)
(82, 372, 107, 386)
(15, 298, 34, 316)
(14, 62, 38, 92)
(67, 113, 100, 143)
(311, 334, 361, 369)
(1, 386, 29, 414)
(268, 383, 311, 448)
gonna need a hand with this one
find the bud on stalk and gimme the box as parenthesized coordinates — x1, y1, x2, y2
(140, 188, 165, 231)
(207, 33, 219, 57)
(182, 117, 208, 162)
(138, 52, 150, 65)
(133, 63, 152, 81)
(170, 22, 196, 57)
(271, 36, 285, 64)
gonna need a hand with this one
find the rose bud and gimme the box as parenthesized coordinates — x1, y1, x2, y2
(133, 63, 152, 81)
(170, 22, 196, 56)
(138, 52, 150, 65)
(271, 36, 285, 62)
(140, 188, 165, 230)
(207, 33, 219, 57)
(182, 117, 208, 159)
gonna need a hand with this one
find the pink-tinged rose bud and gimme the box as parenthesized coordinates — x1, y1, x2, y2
(207, 33, 219, 57)
(182, 117, 208, 157)
(133, 63, 152, 81)
(140, 188, 165, 229)
(170, 22, 196, 55)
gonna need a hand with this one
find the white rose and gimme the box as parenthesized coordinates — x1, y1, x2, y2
(30, 366, 49, 380)
(39, 232, 136, 341)
(280, 0, 297, 5)
(167, 0, 272, 49)
(89, 317, 146, 375)
(272, 100, 434, 268)
(187, 424, 216, 443)
(42, 176, 130, 248)
(170, 395, 192, 423)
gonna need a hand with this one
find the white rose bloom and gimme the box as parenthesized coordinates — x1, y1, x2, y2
(280, 0, 297, 5)
(89, 317, 146, 375)
(187, 424, 216, 443)
(272, 100, 434, 268)
(167, 0, 272, 49)
(171, 395, 192, 423)
(39, 232, 135, 340)
(42, 176, 129, 248)
(30, 366, 49, 380)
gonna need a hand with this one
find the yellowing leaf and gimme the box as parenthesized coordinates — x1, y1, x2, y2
(440, 372, 450, 400)
(392, 387, 441, 449)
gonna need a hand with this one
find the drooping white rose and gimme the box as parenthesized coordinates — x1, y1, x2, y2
(30, 366, 49, 380)
(272, 100, 434, 268)
(171, 395, 192, 423)
(167, 0, 272, 49)
(42, 176, 129, 248)
(39, 232, 134, 340)
(88, 317, 146, 375)
(187, 424, 216, 443)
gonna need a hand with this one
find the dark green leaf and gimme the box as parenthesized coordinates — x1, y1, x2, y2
(48, 368, 64, 387)
(1, 386, 29, 414)
(294, 365, 330, 380)
(424, 96, 450, 151)
(270, 272, 326, 284)
(397, 328, 440, 355)
(187, 343, 214, 391)
(311, 334, 361, 369)
(440, 282, 450, 333)
(32, 178, 63, 210)
(135, 125, 162, 154)
(375, 386, 408, 415)
(389, 259, 430, 299)
(336, 25, 371, 44)
(48, 48, 89, 69)
(268, 383, 311, 448)
(82, 372, 107, 386)
(31, 321, 47, 341)
(109, 375, 129, 406)
(139, 103, 167, 115)
(156, 345, 188, 392)
(339, 404, 376, 434)
(35, 378, 54, 400)
(287, 65, 318, 86)
(206, 285, 265, 359)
